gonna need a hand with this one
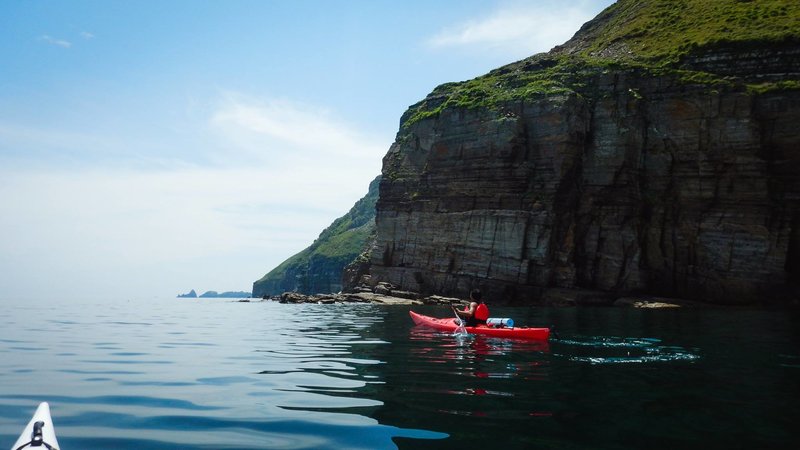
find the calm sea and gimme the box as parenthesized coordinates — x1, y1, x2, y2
(0, 297, 797, 449)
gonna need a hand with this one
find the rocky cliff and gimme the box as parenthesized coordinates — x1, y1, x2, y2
(253, 176, 380, 297)
(368, 0, 800, 305)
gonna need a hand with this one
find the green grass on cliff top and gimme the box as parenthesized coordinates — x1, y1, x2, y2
(402, 0, 800, 127)
(582, 0, 799, 62)
(401, 57, 589, 126)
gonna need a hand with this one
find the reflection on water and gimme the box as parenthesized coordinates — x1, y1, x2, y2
(404, 326, 553, 421)
(0, 300, 447, 449)
(0, 299, 797, 449)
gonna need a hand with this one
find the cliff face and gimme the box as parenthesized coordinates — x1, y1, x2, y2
(369, 0, 800, 305)
(253, 176, 379, 297)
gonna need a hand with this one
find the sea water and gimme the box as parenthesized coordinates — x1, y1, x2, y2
(0, 296, 797, 449)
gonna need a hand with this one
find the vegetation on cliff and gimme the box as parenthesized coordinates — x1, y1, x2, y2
(252, 176, 380, 297)
(377, 0, 800, 305)
(401, 0, 800, 128)
(571, 0, 797, 62)
(255, 0, 800, 303)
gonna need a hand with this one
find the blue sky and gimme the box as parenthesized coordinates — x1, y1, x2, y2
(0, 0, 615, 300)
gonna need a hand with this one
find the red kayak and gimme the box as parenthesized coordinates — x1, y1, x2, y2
(409, 311, 550, 341)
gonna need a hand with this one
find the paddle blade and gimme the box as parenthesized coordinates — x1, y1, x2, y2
(453, 318, 468, 337)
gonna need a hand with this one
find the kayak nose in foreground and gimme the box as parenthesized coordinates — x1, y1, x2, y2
(12, 402, 60, 450)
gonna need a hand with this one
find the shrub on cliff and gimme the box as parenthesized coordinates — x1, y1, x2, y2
(252, 176, 380, 297)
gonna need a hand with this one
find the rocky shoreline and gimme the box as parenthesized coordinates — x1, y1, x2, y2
(249, 282, 708, 308)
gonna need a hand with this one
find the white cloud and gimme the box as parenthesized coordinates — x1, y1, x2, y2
(0, 93, 387, 299)
(80, 31, 95, 40)
(210, 93, 384, 162)
(0, 165, 376, 300)
(426, 1, 605, 56)
(0, 167, 344, 262)
(39, 34, 72, 48)
(0, 120, 190, 168)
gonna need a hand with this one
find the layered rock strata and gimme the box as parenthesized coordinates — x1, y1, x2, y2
(368, 4, 800, 305)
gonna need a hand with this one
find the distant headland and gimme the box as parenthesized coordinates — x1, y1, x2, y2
(177, 290, 251, 298)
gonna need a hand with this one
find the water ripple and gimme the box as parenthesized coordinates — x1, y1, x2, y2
(8, 301, 789, 449)
(553, 335, 701, 364)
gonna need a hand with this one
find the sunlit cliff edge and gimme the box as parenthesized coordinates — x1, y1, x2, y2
(366, 0, 800, 305)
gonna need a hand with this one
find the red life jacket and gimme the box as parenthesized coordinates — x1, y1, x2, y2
(474, 303, 489, 321)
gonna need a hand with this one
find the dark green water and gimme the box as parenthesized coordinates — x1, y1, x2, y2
(0, 298, 797, 449)
(383, 306, 799, 449)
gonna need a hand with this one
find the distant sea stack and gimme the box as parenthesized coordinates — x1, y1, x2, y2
(252, 176, 380, 297)
(178, 290, 250, 298)
(199, 291, 251, 298)
(366, 0, 800, 305)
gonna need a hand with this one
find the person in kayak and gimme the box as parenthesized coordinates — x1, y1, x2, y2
(453, 289, 489, 327)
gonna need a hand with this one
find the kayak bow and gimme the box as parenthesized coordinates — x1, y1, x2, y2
(409, 311, 550, 341)
(11, 402, 59, 450)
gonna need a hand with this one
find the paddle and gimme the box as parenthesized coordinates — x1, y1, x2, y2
(451, 305, 468, 336)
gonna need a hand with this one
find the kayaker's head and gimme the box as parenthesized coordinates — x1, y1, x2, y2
(470, 289, 482, 303)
